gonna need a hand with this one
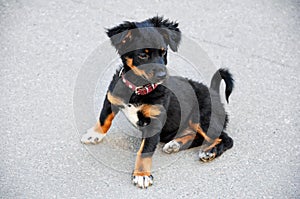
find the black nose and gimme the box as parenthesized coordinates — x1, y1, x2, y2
(155, 71, 167, 79)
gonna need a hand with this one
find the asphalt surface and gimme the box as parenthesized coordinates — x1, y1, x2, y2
(1, 0, 299, 198)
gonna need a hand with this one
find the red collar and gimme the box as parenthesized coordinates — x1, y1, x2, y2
(119, 69, 159, 95)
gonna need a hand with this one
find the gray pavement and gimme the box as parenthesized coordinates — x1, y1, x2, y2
(1, 0, 299, 198)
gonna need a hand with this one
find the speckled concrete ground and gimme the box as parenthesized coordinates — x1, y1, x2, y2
(1, 0, 299, 198)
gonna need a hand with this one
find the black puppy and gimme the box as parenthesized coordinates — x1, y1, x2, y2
(81, 16, 234, 188)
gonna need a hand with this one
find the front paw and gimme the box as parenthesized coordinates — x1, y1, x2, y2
(81, 127, 106, 144)
(132, 174, 153, 189)
(162, 140, 180, 154)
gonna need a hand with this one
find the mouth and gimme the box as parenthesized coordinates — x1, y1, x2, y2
(142, 75, 167, 85)
(156, 76, 168, 85)
(141, 69, 168, 84)
(157, 80, 164, 84)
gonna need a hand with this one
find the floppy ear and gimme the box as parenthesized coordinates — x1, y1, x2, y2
(161, 28, 181, 52)
(149, 16, 181, 52)
(106, 22, 135, 52)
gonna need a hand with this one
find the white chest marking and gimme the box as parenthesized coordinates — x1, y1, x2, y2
(121, 104, 140, 127)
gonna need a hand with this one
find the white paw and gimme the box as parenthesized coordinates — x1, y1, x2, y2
(81, 127, 106, 144)
(132, 175, 153, 189)
(163, 140, 180, 154)
(199, 147, 217, 162)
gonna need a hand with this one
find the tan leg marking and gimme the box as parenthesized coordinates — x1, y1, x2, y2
(174, 128, 196, 146)
(94, 112, 115, 134)
(133, 139, 152, 176)
(202, 138, 222, 152)
(189, 120, 222, 152)
(189, 120, 212, 142)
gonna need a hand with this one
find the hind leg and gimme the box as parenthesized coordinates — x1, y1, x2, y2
(188, 120, 232, 162)
(162, 128, 197, 154)
(198, 131, 233, 162)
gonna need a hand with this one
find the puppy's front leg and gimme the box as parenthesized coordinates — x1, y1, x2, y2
(132, 106, 166, 188)
(81, 93, 119, 144)
(132, 134, 159, 188)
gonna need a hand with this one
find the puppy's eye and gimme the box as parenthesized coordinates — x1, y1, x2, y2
(138, 53, 149, 60)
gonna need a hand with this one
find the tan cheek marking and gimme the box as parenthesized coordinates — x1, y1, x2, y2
(147, 71, 154, 79)
(107, 92, 124, 106)
(125, 57, 148, 78)
(140, 105, 161, 118)
(94, 113, 115, 134)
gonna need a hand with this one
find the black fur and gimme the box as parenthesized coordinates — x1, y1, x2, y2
(210, 68, 234, 103)
(98, 16, 234, 186)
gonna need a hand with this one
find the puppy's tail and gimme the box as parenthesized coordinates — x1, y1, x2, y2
(210, 68, 234, 103)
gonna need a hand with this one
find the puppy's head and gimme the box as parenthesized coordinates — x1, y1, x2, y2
(106, 16, 181, 84)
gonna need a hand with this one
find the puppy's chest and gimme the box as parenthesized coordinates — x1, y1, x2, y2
(120, 104, 140, 127)
(120, 104, 150, 128)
